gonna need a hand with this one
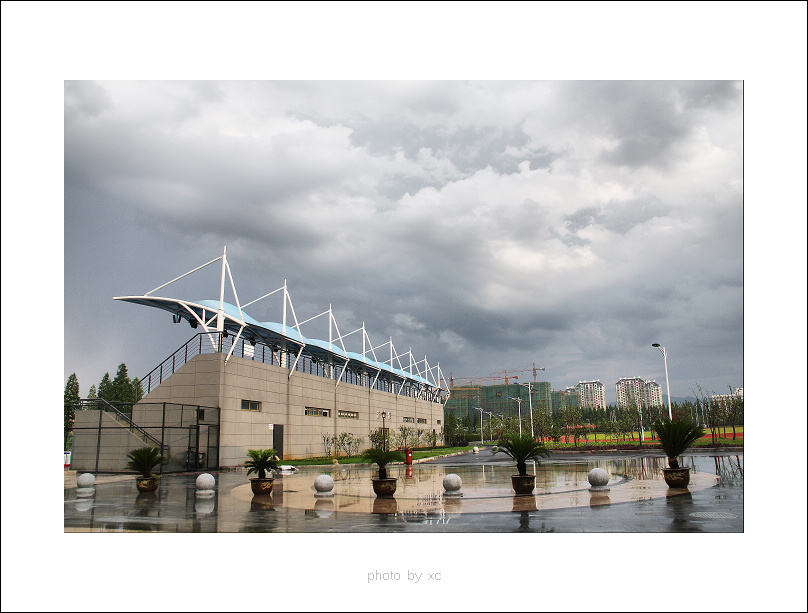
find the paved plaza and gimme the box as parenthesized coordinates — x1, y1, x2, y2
(64, 449, 743, 533)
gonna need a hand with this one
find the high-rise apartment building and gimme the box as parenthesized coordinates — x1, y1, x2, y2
(573, 380, 606, 410)
(644, 380, 663, 407)
(616, 377, 663, 408)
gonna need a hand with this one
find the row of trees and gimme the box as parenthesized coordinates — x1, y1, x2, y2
(446, 389, 743, 448)
(369, 426, 440, 450)
(322, 433, 365, 457)
(320, 426, 441, 457)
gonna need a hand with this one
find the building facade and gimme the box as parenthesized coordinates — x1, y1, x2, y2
(73, 249, 447, 469)
(572, 380, 607, 410)
(616, 376, 663, 409)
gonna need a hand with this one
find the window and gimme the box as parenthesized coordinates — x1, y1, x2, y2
(437, 419, 441, 425)
(417, 418, 427, 424)
(338, 410, 359, 419)
(305, 407, 330, 417)
(241, 400, 260, 412)
(403, 416, 415, 423)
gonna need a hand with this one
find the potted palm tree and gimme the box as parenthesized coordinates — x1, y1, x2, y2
(361, 447, 405, 497)
(494, 433, 550, 495)
(653, 418, 705, 487)
(245, 448, 278, 496)
(126, 446, 167, 492)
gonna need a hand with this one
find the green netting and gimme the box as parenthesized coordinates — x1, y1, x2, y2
(444, 382, 558, 420)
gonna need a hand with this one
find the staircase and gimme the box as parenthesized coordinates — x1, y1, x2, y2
(79, 398, 168, 456)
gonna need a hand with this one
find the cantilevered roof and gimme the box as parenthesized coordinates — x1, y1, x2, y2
(113, 248, 444, 391)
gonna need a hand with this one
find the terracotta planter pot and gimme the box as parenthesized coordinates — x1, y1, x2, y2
(372, 477, 397, 498)
(511, 475, 536, 495)
(135, 477, 159, 493)
(250, 477, 274, 496)
(662, 467, 690, 488)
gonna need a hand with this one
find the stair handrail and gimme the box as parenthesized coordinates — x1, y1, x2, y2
(81, 398, 164, 450)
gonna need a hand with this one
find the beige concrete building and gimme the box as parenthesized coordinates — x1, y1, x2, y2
(138, 350, 443, 464)
(72, 248, 447, 470)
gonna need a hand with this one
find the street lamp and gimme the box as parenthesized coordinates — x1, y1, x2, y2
(381, 411, 387, 451)
(472, 406, 485, 443)
(518, 382, 536, 438)
(484, 411, 496, 441)
(651, 344, 673, 420)
(508, 397, 523, 436)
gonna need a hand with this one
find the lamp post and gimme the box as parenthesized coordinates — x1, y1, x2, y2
(651, 344, 673, 420)
(518, 382, 535, 438)
(472, 406, 485, 443)
(508, 397, 523, 436)
(381, 411, 387, 451)
(484, 411, 495, 441)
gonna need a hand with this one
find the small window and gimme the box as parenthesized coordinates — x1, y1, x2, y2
(305, 407, 330, 417)
(338, 410, 359, 419)
(417, 418, 427, 424)
(437, 419, 441, 425)
(241, 400, 260, 412)
(403, 416, 415, 423)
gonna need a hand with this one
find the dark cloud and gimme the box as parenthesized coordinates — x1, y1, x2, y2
(64, 80, 743, 403)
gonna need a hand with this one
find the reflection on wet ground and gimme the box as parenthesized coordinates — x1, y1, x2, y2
(64, 451, 743, 533)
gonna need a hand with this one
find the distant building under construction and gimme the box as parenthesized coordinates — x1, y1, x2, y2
(444, 381, 580, 423)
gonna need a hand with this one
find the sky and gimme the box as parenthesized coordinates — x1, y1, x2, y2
(63, 79, 744, 403)
(2, 3, 807, 611)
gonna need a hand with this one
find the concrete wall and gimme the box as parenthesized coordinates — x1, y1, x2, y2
(137, 353, 444, 464)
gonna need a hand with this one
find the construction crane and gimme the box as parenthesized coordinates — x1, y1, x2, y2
(490, 363, 546, 384)
(447, 373, 519, 388)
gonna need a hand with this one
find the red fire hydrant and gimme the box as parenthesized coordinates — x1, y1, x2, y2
(405, 448, 413, 465)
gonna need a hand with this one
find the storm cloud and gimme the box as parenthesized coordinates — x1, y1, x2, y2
(64, 80, 744, 402)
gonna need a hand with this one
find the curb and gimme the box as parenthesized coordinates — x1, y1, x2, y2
(413, 451, 470, 463)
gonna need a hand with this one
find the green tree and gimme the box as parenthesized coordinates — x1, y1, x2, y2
(561, 406, 583, 446)
(444, 410, 459, 446)
(726, 390, 743, 439)
(64, 373, 80, 449)
(87, 384, 97, 399)
(111, 363, 133, 405)
(97, 372, 112, 401)
(533, 408, 553, 442)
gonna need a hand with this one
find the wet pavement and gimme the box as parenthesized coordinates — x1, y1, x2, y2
(64, 449, 743, 533)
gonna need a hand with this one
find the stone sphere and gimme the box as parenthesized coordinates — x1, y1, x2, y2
(472, 446, 479, 453)
(588, 468, 610, 488)
(196, 473, 216, 490)
(77, 473, 95, 488)
(443, 473, 463, 492)
(491, 446, 499, 454)
(314, 474, 335, 493)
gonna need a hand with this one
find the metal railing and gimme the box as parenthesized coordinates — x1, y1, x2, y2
(140, 332, 444, 402)
(79, 398, 165, 451)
